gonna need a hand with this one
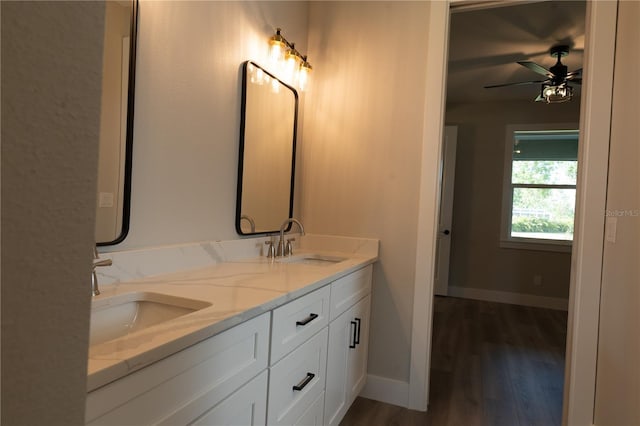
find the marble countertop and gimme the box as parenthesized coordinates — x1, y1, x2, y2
(88, 249, 377, 392)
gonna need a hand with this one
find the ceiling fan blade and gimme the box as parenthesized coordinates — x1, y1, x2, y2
(484, 80, 548, 89)
(518, 61, 554, 78)
(567, 68, 583, 76)
(535, 94, 545, 102)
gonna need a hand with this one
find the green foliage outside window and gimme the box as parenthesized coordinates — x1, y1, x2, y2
(510, 160, 577, 240)
(511, 216, 574, 234)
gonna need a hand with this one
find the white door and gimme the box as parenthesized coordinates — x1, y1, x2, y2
(434, 126, 458, 296)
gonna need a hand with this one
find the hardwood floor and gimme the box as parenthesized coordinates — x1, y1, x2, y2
(341, 296, 568, 426)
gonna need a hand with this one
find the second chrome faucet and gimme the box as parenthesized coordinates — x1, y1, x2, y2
(276, 218, 305, 257)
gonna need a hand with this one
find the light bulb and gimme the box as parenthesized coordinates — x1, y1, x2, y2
(269, 42, 284, 63)
(298, 62, 312, 92)
(269, 29, 285, 63)
(284, 49, 299, 82)
(544, 86, 555, 97)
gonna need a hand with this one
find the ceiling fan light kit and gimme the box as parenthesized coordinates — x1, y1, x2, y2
(541, 82, 573, 103)
(484, 44, 582, 104)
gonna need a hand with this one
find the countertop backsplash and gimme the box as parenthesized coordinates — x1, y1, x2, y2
(96, 234, 378, 287)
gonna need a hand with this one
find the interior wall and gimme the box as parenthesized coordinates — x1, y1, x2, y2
(114, 1, 308, 250)
(302, 1, 430, 382)
(445, 99, 581, 300)
(594, 0, 640, 423)
(1, 2, 105, 423)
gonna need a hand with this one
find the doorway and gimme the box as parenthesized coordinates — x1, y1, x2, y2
(429, 3, 584, 424)
(409, 2, 618, 424)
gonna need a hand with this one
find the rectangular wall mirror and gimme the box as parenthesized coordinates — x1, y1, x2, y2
(96, 0, 137, 245)
(236, 61, 298, 235)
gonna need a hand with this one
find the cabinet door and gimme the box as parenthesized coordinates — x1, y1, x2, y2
(87, 313, 270, 425)
(191, 370, 267, 426)
(324, 295, 371, 426)
(347, 294, 370, 402)
(324, 304, 356, 426)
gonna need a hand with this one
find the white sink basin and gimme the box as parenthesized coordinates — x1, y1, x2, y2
(90, 292, 211, 347)
(278, 254, 347, 266)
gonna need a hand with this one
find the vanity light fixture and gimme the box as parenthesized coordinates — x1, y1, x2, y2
(268, 28, 312, 91)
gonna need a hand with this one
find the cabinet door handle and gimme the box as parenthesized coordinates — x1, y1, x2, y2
(350, 321, 357, 349)
(296, 313, 318, 326)
(354, 317, 361, 345)
(292, 372, 315, 391)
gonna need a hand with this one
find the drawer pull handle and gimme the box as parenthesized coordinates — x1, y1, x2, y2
(296, 313, 318, 326)
(293, 372, 315, 391)
(350, 321, 357, 348)
(355, 317, 361, 345)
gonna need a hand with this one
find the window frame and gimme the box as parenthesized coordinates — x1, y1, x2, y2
(500, 123, 579, 253)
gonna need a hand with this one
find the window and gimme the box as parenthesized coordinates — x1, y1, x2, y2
(501, 125, 579, 251)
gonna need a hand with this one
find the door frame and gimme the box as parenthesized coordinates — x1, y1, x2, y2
(408, 2, 617, 426)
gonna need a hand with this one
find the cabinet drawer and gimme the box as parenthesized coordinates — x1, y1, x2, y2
(86, 313, 270, 425)
(267, 327, 328, 426)
(270, 286, 330, 364)
(190, 370, 267, 426)
(329, 265, 372, 321)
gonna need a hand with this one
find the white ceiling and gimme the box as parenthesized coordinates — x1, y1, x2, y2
(446, 0, 586, 104)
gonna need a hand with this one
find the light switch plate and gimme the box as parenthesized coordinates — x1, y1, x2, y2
(99, 192, 114, 208)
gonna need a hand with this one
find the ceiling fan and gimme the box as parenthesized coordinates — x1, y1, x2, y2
(484, 45, 582, 103)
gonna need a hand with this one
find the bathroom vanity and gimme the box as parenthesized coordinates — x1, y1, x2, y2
(86, 235, 377, 425)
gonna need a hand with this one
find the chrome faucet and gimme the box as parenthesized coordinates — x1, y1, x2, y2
(277, 218, 305, 257)
(92, 247, 112, 296)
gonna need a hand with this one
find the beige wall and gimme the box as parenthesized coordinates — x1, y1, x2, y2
(1, 2, 105, 423)
(594, 0, 640, 423)
(445, 100, 580, 299)
(115, 1, 308, 250)
(302, 1, 430, 382)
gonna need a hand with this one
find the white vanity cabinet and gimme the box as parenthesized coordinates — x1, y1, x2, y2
(86, 263, 374, 426)
(324, 266, 373, 426)
(85, 313, 270, 425)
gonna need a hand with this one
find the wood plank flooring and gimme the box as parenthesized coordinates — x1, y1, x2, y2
(341, 296, 568, 426)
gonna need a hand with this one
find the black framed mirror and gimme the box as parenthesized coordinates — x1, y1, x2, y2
(236, 61, 298, 235)
(96, 0, 137, 246)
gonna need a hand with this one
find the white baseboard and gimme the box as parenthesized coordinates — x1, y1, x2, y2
(359, 374, 409, 408)
(447, 285, 568, 311)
